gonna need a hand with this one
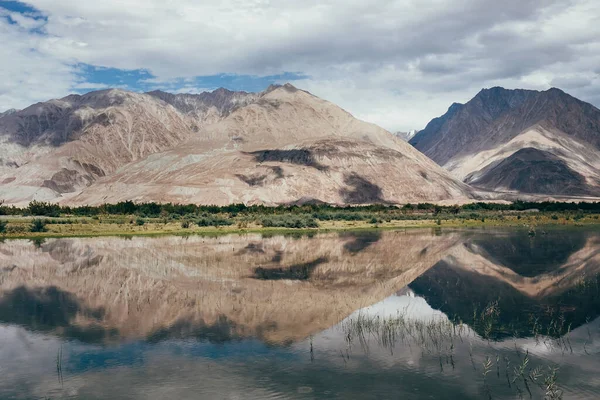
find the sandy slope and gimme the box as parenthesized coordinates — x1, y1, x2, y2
(67, 85, 472, 205)
(1, 84, 473, 206)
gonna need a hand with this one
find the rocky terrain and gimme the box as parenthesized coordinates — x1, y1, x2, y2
(0, 90, 195, 203)
(0, 84, 472, 206)
(410, 87, 600, 197)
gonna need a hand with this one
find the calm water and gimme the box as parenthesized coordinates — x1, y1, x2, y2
(0, 227, 598, 399)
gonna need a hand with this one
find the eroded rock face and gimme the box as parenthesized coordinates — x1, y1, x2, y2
(0, 90, 195, 204)
(66, 85, 472, 205)
(467, 147, 599, 196)
(410, 87, 600, 197)
(0, 84, 472, 206)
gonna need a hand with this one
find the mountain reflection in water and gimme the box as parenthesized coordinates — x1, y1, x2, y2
(0, 227, 598, 399)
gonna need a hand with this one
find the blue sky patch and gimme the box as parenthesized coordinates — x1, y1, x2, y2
(76, 64, 307, 95)
(0, 0, 40, 14)
(2, 2, 307, 96)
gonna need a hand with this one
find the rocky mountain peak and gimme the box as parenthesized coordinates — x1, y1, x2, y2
(409, 86, 600, 197)
(0, 108, 19, 118)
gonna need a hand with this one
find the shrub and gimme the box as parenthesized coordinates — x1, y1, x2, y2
(551, 214, 559, 220)
(369, 217, 378, 224)
(27, 201, 61, 217)
(0, 220, 6, 234)
(30, 219, 47, 232)
(136, 218, 146, 226)
(197, 216, 233, 227)
(181, 220, 191, 229)
(261, 215, 318, 229)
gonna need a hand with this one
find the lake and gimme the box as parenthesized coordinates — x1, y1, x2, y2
(0, 227, 598, 399)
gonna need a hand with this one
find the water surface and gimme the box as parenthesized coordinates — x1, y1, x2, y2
(0, 227, 598, 399)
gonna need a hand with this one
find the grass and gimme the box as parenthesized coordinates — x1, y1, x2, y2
(0, 210, 598, 239)
(340, 306, 567, 400)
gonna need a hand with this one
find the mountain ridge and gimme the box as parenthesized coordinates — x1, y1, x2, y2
(410, 86, 600, 197)
(0, 83, 473, 206)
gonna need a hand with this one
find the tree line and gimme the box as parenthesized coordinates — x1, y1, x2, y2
(1, 199, 600, 218)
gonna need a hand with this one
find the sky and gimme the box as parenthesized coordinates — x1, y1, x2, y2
(1, 0, 600, 132)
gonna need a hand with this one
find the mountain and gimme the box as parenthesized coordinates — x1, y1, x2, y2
(394, 130, 418, 142)
(0, 84, 472, 206)
(0, 89, 196, 203)
(0, 109, 18, 118)
(410, 87, 600, 197)
(67, 84, 472, 206)
(146, 87, 260, 125)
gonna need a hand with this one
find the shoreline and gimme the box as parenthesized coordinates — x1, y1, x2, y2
(1, 216, 599, 240)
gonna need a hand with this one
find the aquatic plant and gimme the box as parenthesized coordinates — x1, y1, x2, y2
(339, 305, 568, 400)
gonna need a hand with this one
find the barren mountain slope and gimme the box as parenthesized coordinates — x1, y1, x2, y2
(410, 87, 600, 196)
(147, 87, 260, 125)
(68, 85, 473, 205)
(0, 90, 196, 204)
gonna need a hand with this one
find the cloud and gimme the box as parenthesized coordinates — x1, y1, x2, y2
(1, 0, 600, 131)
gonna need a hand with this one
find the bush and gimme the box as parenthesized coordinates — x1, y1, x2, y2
(0, 220, 6, 234)
(574, 213, 585, 221)
(27, 201, 61, 217)
(261, 215, 318, 229)
(197, 216, 233, 227)
(30, 219, 48, 232)
(136, 218, 146, 226)
(551, 215, 559, 220)
(369, 217, 378, 224)
(181, 220, 191, 229)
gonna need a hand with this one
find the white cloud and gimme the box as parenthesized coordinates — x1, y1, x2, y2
(1, 0, 600, 131)
(0, 11, 77, 110)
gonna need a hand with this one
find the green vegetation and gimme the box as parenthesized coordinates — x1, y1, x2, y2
(0, 220, 6, 234)
(2, 199, 600, 219)
(30, 219, 48, 233)
(196, 216, 233, 227)
(261, 215, 318, 228)
(341, 300, 568, 400)
(0, 199, 598, 238)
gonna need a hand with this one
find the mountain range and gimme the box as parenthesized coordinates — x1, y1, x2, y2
(1, 84, 599, 206)
(0, 84, 470, 206)
(410, 87, 600, 197)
